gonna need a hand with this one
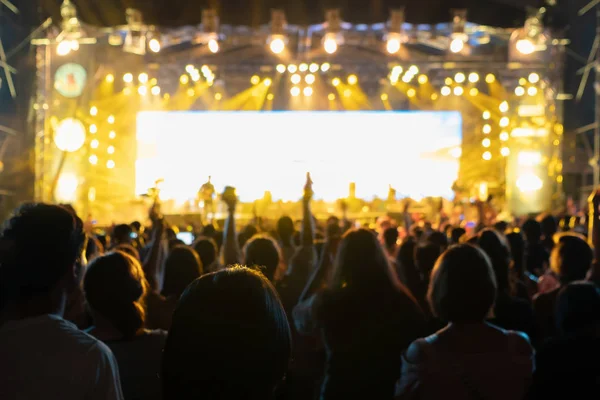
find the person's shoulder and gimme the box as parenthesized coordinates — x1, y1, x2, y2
(504, 330, 534, 356)
(404, 336, 436, 364)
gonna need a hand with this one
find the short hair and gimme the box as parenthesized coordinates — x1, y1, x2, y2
(162, 246, 203, 299)
(522, 219, 542, 243)
(428, 244, 497, 323)
(0, 203, 84, 305)
(276, 216, 295, 242)
(193, 236, 218, 270)
(555, 281, 600, 334)
(477, 229, 511, 292)
(383, 227, 399, 250)
(114, 243, 140, 261)
(162, 267, 291, 399)
(550, 233, 592, 284)
(84, 251, 148, 339)
(243, 235, 281, 282)
(113, 224, 133, 244)
(415, 242, 441, 278)
(426, 231, 449, 251)
(450, 227, 466, 244)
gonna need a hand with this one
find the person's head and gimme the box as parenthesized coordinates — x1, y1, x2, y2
(332, 228, 401, 294)
(193, 236, 218, 270)
(494, 221, 508, 234)
(397, 236, 416, 269)
(326, 217, 342, 241)
(382, 227, 399, 253)
(83, 251, 148, 339)
(239, 224, 258, 248)
(477, 229, 511, 293)
(0, 204, 85, 314)
(276, 216, 295, 246)
(113, 224, 133, 245)
(162, 246, 203, 299)
(450, 227, 466, 245)
(428, 244, 497, 323)
(243, 235, 281, 282)
(550, 233, 592, 285)
(162, 267, 291, 399)
(415, 242, 442, 282)
(555, 281, 600, 335)
(522, 218, 542, 244)
(130, 221, 142, 233)
(426, 231, 448, 251)
(114, 243, 140, 261)
(540, 214, 557, 239)
(506, 231, 525, 276)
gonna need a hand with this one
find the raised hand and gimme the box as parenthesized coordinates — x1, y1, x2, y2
(222, 186, 237, 211)
(303, 172, 314, 203)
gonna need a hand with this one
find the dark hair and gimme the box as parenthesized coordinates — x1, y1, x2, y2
(555, 281, 600, 334)
(477, 229, 511, 293)
(494, 221, 508, 234)
(426, 231, 448, 251)
(450, 227, 466, 245)
(84, 251, 148, 339)
(114, 243, 140, 261)
(415, 242, 442, 280)
(243, 235, 281, 282)
(0, 203, 84, 307)
(113, 224, 133, 244)
(162, 246, 203, 299)
(239, 225, 258, 248)
(130, 221, 142, 232)
(276, 216, 295, 246)
(193, 236, 218, 270)
(550, 233, 592, 284)
(162, 267, 291, 399)
(522, 219, 542, 244)
(540, 215, 557, 238)
(383, 227, 399, 251)
(506, 231, 525, 277)
(428, 244, 497, 323)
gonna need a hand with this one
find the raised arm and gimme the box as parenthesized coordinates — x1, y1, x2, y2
(221, 187, 241, 266)
(143, 207, 166, 293)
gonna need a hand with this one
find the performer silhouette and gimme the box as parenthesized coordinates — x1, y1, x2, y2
(198, 176, 216, 222)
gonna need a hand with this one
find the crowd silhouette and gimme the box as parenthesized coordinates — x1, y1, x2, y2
(1, 174, 599, 400)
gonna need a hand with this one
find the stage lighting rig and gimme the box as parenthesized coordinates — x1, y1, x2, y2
(514, 8, 547, 55)
(54, 0, 96, 56)
(449, 9, 468, 54)
(385, 8, 407, 55)
(268, 9, 287, 55)
(323, 9, 343, 54)
(200, 9, 220, 53)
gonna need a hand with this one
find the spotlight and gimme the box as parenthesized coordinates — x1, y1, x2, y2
(208, 39, 219, 53)
(407, 88, 416, 98)
(482, 151, 492, 161)
(483, 124, 492, 134)
(482, 138, 491, 147)
(328, 93, 336, 101)
(299, 63, 309, 72)
(516, 38, 535, 55)
(431, 93, 439, 100)
(468, 72, 479, 83)
(482, 111, 491, 120)
(151, 86, 161, 95)
(500, 131, 509, 141)
(107, 160, 115, 169)
(380, 93, 388, 101)
(108, 115, 115, 124)
(500, 117, 510, 127)
(343, 89, 351, 97)
(106, 74, 115, 83)
(287, 64, 297, 73)
(445, 77, 453, 85)
(90, 139, 99, 149)
(215, 93, 222, 100)
(54, 118, 86, 153)
(309, 63, 319, 73)
(418, 75, 428, 84)
(409, 65, 419, 74)
(138, 73, 149, 84)
(305, 74, 315, 84)
(324, 36, 338, 54)
(56, 40, 73, 56)
(89, 155, 98, 165)
(332, 78, 341, 87)
(499, 101, 509, 113)
(515, 86, 525, 96)
(528, 72, 540, 83)
(386, 38, 401, 54)
(123, 73, 133, 83)
(187, 88, 195, 97)
(107, 145, 115, 154)
(276, 64, 286, 73)
(441, 86, 451, 96)
(347, 75, 358, 85)
(528, 87, 538, 96)
(290, 87, 300, 97)
(267, 93, 274, 100)
(109, 131, 116, 139)
(180, 75, 189, 85)
(453, 86, 464, 96)
(454, 73, 466, 83)
(501, 147, 510, 157)
(469, 88, 479, 96)
(485, 74, 496, 83)
(449, 9, 468, 53)
(385, 9, 406, 54)
(450, 38, 465, 53)
(291, 74, 301, 84)
(186, 65, 195, 73)
(269, 36, 286, 54)
(89, 124, 97, 134)
(303, 87, 313, 97)
(90, 106, 98, 116)
(321, 63, 331, 72)
(264, 78, 272, 87)
(149, 38, 161, 53)
(251, 75, 261, 85)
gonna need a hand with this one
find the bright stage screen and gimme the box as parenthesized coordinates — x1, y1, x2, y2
(136, 111, 462, 202)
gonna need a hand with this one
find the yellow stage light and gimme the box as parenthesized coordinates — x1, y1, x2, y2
(151, 86, 161, 96)
(208, 39, 219, 53)
(90, 106, 98, 116)
(485, 73, 496, 83)
(469, 88, 479, 96)
(55, 173, 78, 202)
(324, 37, 338, 54)
(251, 75, 261, 85)
(483, 124, 492, 134)
(149, 38, 161, 53)
(386, 38, 401, 54)
(309, 63, 319, 73)
(90, 139, 99, 149)
(290, 74, 301, 84)
(106, 74, 115, 83)
(186, 65, 195, 73)
(519, 78, 527, 86)
(402, 75, 412, 83)
(54, 118, 86, 153)
(499, 101, 509, 113)
(380, 93, 388, 101)
(269, 37, 285, 54)
(407, 88, 416, 98)
(482, 138, 491, 148)
(418, 75, 428, 84)
(303, 87, 313, 97)
(299, 63, 308, 72)
(138, 86, 148, 96)
(431, 93, 438, 100)
(450, 38, 464, 53)
(287, 64, 297, 73)
(409, 65, 419, 74)
(89, 154, 98, 165)
(276, 64, 286, 73)
(187, 88, 195, 97)
(445, 77, 453, 85)
(108, 115, 115, 124)
(305, 74, 315, 84)
(453, 86, 464, 96)
(107, 145, 115, 155)
(321, 63, 331, 72)
(180, 75, 189, 85)
(89, 124, 97, 134)
(515, 86, 525, 96)
(191, 73, 200, 82)
(264, 78, 272, 87)
(123, 73, 133, 83)
(328, 93, 336, 101)
(344, 89, 351, 97)
(107, 160, 115, 169)
(290, 87, 300, 97)
(500, 117, 510, 128)
(528, 73, 540, 84)
(482, 151, 492, 161)
(450, 147, 462, 158)
(392, 66, 403, 75)
(454, 73, 466, 83)
(516, 39, 535, 55)
(500, 131, 510, 141)
(501, 147, 510, 157)
(468, 72, 479, 83)
(528, 87, 538, 96)
(215, 93, 222, 100)
(267, 93, 274, 101)
(483, 111, 491, 120)
(348, 75, 358, 85)
(332, 78, 341, 87)
(138, 73, 149, 84)
(441, 86, 451, 96)
(109, 131, 116, 139)
(56, 40, 72, 56)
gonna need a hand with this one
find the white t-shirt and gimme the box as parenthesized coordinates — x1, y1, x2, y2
(0, 314, 124, 400)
